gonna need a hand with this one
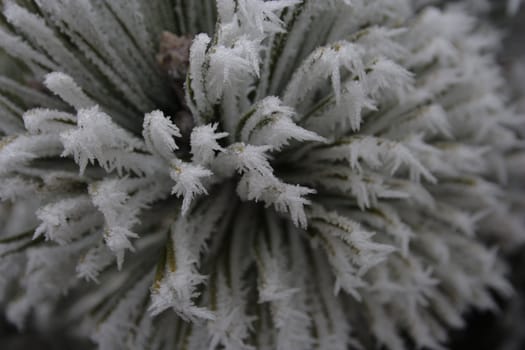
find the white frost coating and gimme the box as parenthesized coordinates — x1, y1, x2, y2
(143, 110, 181, 160)
(149, 191, 229, 322)
(215, 143, 274, 178)
(34, 196, 102, 244)
(0, 27, 57, 71)
(169, 159, 213, 214)
(89, 177, 170, 267)
(237, 172, 315, 229)
(190, 123, 228, 165)
(44, 72, 94, 110)
(206, 39, 261, 103)
(283, 42, 366, 106)
(0, 1, 523, 350)
(216, 0, 300, 39)
(309, 136, 436, 183)
(60, 106, 148, 175)
(76, 242, 114, 282)
(23, 108, 77, 134)
(186, 33, 212, 120)
(239, 97, 326, 150)
(0, 134, 63, 175)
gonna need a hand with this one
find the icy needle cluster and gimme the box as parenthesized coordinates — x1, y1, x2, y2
(0, 1, 524, 349)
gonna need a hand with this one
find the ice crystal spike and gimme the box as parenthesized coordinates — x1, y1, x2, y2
(0, 1, 524, 350)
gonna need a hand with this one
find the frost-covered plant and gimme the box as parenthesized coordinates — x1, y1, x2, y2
(0, 1, 524, 349)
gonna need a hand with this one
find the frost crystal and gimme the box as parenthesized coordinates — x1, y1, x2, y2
(0, 1, 524, 350)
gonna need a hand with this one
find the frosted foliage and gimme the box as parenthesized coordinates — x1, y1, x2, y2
(142, 110, 181, 160)
(0, 1, 523, 350)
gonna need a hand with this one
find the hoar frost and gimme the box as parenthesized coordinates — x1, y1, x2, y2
(0, 1, 524, 350)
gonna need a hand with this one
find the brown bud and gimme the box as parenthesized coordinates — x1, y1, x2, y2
(156, 31, 193, 82)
